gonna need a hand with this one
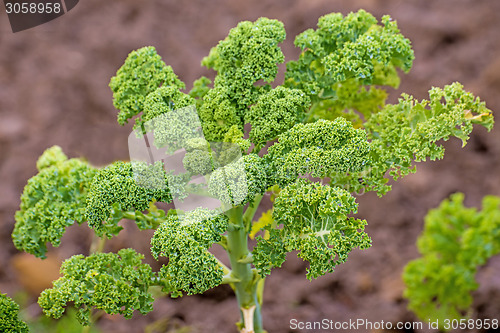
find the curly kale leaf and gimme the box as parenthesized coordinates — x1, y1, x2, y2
(403, 194, 500, 328)
(200, 18, 286, 140)
(137, 85, 195, 131)
(222, 125, 251, 155)
(35, 145, 68, 170)
(38, 249, 155, 325)
(189, 76, 211, 110)
(361, 82, 494, 195)
(253, 179, 371, 279)
(109, 46, 185, 125)
(13, 146, 97, 258)
(267, 117, 370, 187)
(0, 293, 29, 333)
(85, 161, 172, 237)
(208, 154, 268, 206)
(198, 85, 244, 142)
(285, 10, 413, 123)
(286, 10, 413, 97)
(183, 144, 217, 176)
(304, 77, 388, 127)
(245, 86, 311, 147)
(203, 17, 286, 109)
(151, 208, 228, 297)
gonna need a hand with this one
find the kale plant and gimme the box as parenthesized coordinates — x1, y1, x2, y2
(0, 293, 29, 333)
(403, 194, 500, 330)
(12, 10, 493, 332)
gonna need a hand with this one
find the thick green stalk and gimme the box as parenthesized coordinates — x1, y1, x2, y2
(81, 310, 104, 333)
(243, 194, 263, 231)
(226, 206, 265, 333)
(89, 234, 106, 254)
(83, 232, 107, 333)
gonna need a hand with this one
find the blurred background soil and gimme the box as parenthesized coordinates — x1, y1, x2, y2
(1, 0, 500, 332)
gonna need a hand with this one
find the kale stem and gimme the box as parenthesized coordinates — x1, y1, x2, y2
(81, 310, 105, 333)
(243, 194, 263, 231)
(90, 233, 106, 254)
(225, 205, 265, 333)
(84, 236, 107, 333)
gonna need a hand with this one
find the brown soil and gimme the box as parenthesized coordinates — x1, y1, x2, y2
(1, 0, 500, 332)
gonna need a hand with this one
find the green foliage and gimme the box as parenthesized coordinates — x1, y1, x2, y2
(202, 17, 286, 110)
(85, 161, 172, 237)
(147, 107, 204, 153)
(27, 307, 100, 333)
(403, 194, 500, 328)
(12, 10, 495, 333)
(253, 179, 371, 279)
(197, 85, 244, 142)
(0, 293, 29, 333)
(13, 146, 96, 258)
(188, 76, 211, 108)
(199, 17, 286, 141)
(362, 82, 493, 195)
(245, 87, 311, 147)
(150, 209, 228, 297)
(208, 154, 268, 206)
(109, 46, 185, 125)
(285, 10, 413, 122)
(222, 125, 251, 153)
(250, 209, 273, 239)
(35, 145, 68, 170)
(38, 249, 155, 326)
(267, 117, 370, 187)
(304, 78, 388, 127)
(139, 86, 195, 130)
(182, 141, 217, 176)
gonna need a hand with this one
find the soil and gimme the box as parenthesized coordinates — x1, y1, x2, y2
(1, 0, 500, 332)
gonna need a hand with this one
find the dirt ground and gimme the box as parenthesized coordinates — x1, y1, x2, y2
(1, 0, 500, 332)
